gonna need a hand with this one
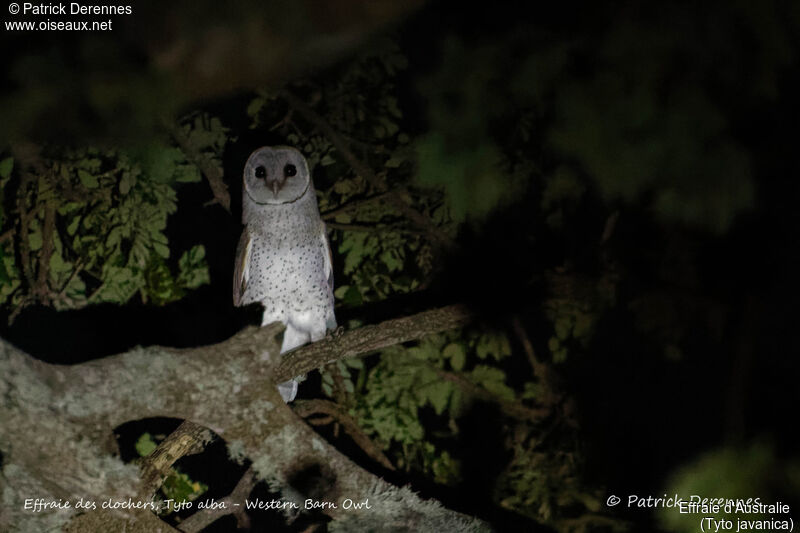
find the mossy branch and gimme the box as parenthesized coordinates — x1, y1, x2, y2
(0, 304, 488, 532)
(274, 305, 472, 381)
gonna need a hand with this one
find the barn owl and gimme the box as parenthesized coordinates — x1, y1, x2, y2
(234, 146, 336, 402)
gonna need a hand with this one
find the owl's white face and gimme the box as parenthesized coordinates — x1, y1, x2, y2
(243, 146, 311, 205)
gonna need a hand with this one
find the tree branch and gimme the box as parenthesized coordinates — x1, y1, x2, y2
(0, 228, 13, 244)
(281, 91, 454, 250)
(177, 467, 258, 533)
(136, 421, 214, 500)
(435, 367, 549, 424)
(321, 190, 398, 220)
(1, 305, 489, 532)
(34, 202, 56, 304)
(325, 221, 426, 235)
(294, 399, 395, 471)
(510, 317, 548, 384)
(275, 304, 472, 381)
(169, 123, 231, 212)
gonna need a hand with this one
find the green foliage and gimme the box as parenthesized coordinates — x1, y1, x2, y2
(160, 470, 208, 509)
(0, 157, 13, 180)
(245, 41, 610, 519)
(544, 269, 616, 363)
(658, 442, 800, 533)
(0, 114, 226, 315)
(495, 425, 607, 531)
(248, 41, 442, 307)
(346, 329, 518, 482)
(0, 158, 13, 289)
(135, 432, 158, 457)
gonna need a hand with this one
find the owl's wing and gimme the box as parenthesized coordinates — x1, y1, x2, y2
(320, 222, 334, 292)
(233, 227, 252, 307)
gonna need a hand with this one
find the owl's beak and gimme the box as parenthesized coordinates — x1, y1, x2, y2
(267, 179, 281, 197)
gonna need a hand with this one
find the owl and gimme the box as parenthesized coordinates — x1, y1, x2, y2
(234, 146, 336, 402)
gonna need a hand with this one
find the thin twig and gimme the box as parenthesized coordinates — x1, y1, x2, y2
(435, 367, 549, 423)
(7, 296, 32, 325)
(294, 399, 395, 471)
(308, 415, 335, 426)
(511, 317, 562, 408)
(169, 123, 231, 212)
(321, 190, 398, 220)
(511, 317, 548, 381)
(0, 228, 13, 244)
(281, 90, 454, 250)
(34, 202, 57, 304)
(325, 221, 425, 235)
(178, 467, 258, 533)
(55, 258, 84, 304)
(16, 177, 36, 290)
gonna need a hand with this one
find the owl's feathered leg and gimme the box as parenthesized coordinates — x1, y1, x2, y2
(280, 322, 312, 353)
(276, 380, 298, 403)
(273, 322, 310, 403)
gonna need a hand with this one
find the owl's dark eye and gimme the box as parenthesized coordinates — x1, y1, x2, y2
(255, 166, 267, 179)
(284, 164, 297, 178)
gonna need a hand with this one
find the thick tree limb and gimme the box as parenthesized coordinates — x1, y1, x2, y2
(275, 304, 472, 381)
(0, 305, 487, 532)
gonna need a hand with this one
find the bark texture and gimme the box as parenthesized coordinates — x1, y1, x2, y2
(0, 306, 488, 532)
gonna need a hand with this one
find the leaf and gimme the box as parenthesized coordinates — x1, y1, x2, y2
(66, 217, 80, 236)
(471, 365, 515, 401)
(177, 245, 210, 289)
(135, 433, 157, 457)
(119, 171, 134, 195)
(78, 170, 99, 188)
(476, 332, 511, 360)
(339, 285, 363, 307)
(153, 242, 170, 259)
(174, 164, 202, 183)
(246, 96, 265, 117)
(380, 248, 403, 272)
(345, 358, 364, 369)
(425, 382, 454, 415)
(443, 343, 466, 371)
(0, 157, 13, 180)
(161, 468, 208, 505)
(554, 316, 573, 341)
(522, 381, 543, 400)
(28, 221, 43, 251)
